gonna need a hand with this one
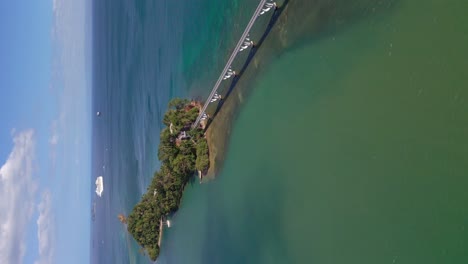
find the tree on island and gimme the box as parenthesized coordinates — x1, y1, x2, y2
(127, 98, 210, 261)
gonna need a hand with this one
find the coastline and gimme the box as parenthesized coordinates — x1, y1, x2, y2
(127, 98, 210, 260)
(89, 0, 399, 262)
(119, 1, 468, 263)
(128, 0, 398, 260)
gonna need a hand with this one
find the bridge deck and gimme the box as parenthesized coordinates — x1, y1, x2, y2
(192, 0, 269, 129)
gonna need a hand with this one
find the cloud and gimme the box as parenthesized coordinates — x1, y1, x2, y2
(49, 119, 59, 177)
(49, 120, 59, 146)
(0, 130, 37, 264)
(52, 0, 58, 13)
(35, 191, 55, 264)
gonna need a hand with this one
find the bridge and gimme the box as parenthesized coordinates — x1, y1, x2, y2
(192, 0, 277, 129)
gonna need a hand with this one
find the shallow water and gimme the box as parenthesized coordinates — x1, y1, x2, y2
(161, 0, 468, 263)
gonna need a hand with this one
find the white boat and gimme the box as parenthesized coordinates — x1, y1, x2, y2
(96, 111, 101, 116)
(95, 176, 104, 197)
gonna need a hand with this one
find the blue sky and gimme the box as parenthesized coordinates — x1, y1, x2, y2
(0, 0, 92, 263)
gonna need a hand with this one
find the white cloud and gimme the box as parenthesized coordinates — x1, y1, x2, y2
(35, 191, 55, 264)
(49, 119, 59, 177)
(0, 130, 37, 264)
(52, 0, 58, 13)
(49, 120, 59, 146)
(49, 135, 58, 145)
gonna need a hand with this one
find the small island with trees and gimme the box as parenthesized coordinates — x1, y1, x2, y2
(126, 98, 210, 261)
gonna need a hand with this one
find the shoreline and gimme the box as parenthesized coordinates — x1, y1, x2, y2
(127, 98, 210, 260)
(135, 0, 369, 258)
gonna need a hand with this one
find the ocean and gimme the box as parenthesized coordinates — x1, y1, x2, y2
(91, 0, 468, 263)
(91, 0, 266, 262)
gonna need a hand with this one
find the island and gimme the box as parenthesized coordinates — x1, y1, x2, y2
(127, 98, 210, 260)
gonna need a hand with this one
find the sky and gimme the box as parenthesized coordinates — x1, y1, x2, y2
(0, 0, 92, 263)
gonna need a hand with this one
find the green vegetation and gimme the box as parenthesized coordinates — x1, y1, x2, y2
(127, 98, 209, 261)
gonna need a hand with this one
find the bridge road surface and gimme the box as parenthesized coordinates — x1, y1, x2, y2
(192, 0, 269, 129)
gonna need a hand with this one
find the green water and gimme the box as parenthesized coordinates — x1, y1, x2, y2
(160, 1, 468, 263)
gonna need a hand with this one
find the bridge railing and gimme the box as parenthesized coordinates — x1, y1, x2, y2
(192, 0, 277, 129)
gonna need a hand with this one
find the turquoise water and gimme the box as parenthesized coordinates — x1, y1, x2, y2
(92, 0, 468, 263)
(161, 1, 468, 264)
